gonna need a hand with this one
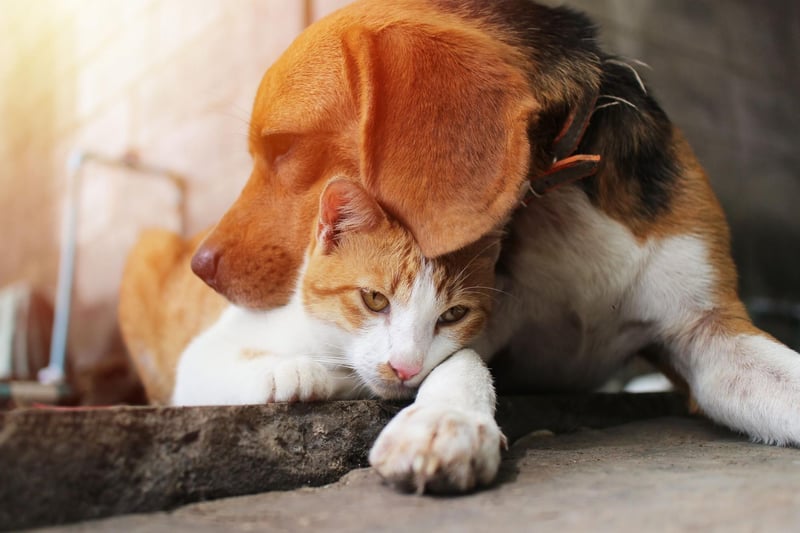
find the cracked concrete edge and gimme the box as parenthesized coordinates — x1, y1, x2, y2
(0, 393, 687, 530)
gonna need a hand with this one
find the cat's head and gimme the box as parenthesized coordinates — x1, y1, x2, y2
(302, 178, 501, 399)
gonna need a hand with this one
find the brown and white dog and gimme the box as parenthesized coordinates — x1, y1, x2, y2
(120, 0, 800, 493)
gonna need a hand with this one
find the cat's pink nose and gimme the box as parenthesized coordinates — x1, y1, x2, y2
(389, 361, 421, 381)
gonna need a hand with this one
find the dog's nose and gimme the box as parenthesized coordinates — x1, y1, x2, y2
(191, 245, 221, 290)
(389, 361, 421, 382)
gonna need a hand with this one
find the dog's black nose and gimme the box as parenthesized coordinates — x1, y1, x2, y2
(191, 245, 221, 291)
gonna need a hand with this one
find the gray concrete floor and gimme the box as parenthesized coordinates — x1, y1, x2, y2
(41, 417, 800, 533)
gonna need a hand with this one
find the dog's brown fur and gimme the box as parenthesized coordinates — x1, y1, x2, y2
(119, 229, 226, 403)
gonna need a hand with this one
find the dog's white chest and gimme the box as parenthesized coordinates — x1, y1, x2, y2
(479, 188, 710, 391)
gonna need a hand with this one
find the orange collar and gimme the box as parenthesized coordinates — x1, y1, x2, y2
(523, 90, 601, 205)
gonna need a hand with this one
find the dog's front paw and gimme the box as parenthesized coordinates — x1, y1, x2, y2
(368, 405, 504, 494)
(265, 356, 333, 402)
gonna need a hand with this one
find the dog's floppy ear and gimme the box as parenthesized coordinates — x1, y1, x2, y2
(317, 178, 385, 254)
(344, 23, 537, 258)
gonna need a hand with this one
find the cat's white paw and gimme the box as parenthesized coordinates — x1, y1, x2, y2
(368, 404, 505, 493)
(265, 356, 333, 402)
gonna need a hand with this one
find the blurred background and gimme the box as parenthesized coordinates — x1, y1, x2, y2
(0, 0, 797, 404)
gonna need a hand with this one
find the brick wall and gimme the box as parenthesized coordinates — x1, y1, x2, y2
(1, 0, 797, 371)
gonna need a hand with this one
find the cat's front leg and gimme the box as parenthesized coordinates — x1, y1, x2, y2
(174, 347, 334, 405)
(172, 306, 336, 405)
(369, 348, 504, 493)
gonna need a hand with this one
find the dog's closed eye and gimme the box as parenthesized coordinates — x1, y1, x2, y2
(262, 132, 296, 165)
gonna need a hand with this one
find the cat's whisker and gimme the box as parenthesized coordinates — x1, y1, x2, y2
(458, 292, 503, 305)
(307, 340, 351, 352)
(329, 374, 360, 383)
(357, 383, 378, 399)
(308, 346, 347, 356)
(311, 356, 359, 370)
(445, 247, 484, 285)
(448, 238, 502, 289)
(461, 285, 513, 296)
(459, 286, 519, 304)
(339, 379, 373, 399)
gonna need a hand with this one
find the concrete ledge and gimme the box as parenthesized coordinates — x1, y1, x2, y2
(64, 417, 800, 533)
(0, 393, 687, 530)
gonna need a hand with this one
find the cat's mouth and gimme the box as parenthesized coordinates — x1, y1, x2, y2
(366, 379, 418, 400)
(363, 363, 423, 399)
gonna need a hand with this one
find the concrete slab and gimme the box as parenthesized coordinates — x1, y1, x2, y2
(41, 417, 800, 533)
(1, 394, 687, 530)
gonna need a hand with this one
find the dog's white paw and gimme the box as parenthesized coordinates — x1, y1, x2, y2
(265, 356, 333, 402)
(368, 405, 505, 493)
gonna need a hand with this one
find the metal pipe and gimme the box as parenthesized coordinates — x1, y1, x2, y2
(37, 150, 186, 386)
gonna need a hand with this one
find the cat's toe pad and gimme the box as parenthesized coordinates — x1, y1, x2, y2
(368, 405, 504, 493)
(267, 357, 333, 402)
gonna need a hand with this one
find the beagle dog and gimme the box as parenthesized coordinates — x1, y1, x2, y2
(120, 0, 800, 493)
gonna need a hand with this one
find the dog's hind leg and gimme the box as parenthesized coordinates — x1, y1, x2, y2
(632, 234, 800, 446)
(664, 306, 800, 446)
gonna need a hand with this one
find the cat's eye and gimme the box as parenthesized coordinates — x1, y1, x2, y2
(438, 305, 469, 324)
(361, 289, 390, 313)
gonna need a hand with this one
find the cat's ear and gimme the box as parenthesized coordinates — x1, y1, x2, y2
(317, 178, 385, 254)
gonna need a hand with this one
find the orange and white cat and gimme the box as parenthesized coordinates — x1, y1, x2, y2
(172, 178, 503, 489)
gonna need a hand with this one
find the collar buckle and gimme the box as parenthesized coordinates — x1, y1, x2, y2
(523, 89, 602, 205)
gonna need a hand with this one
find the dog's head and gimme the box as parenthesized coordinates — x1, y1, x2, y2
(193, 0, 602, 309)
